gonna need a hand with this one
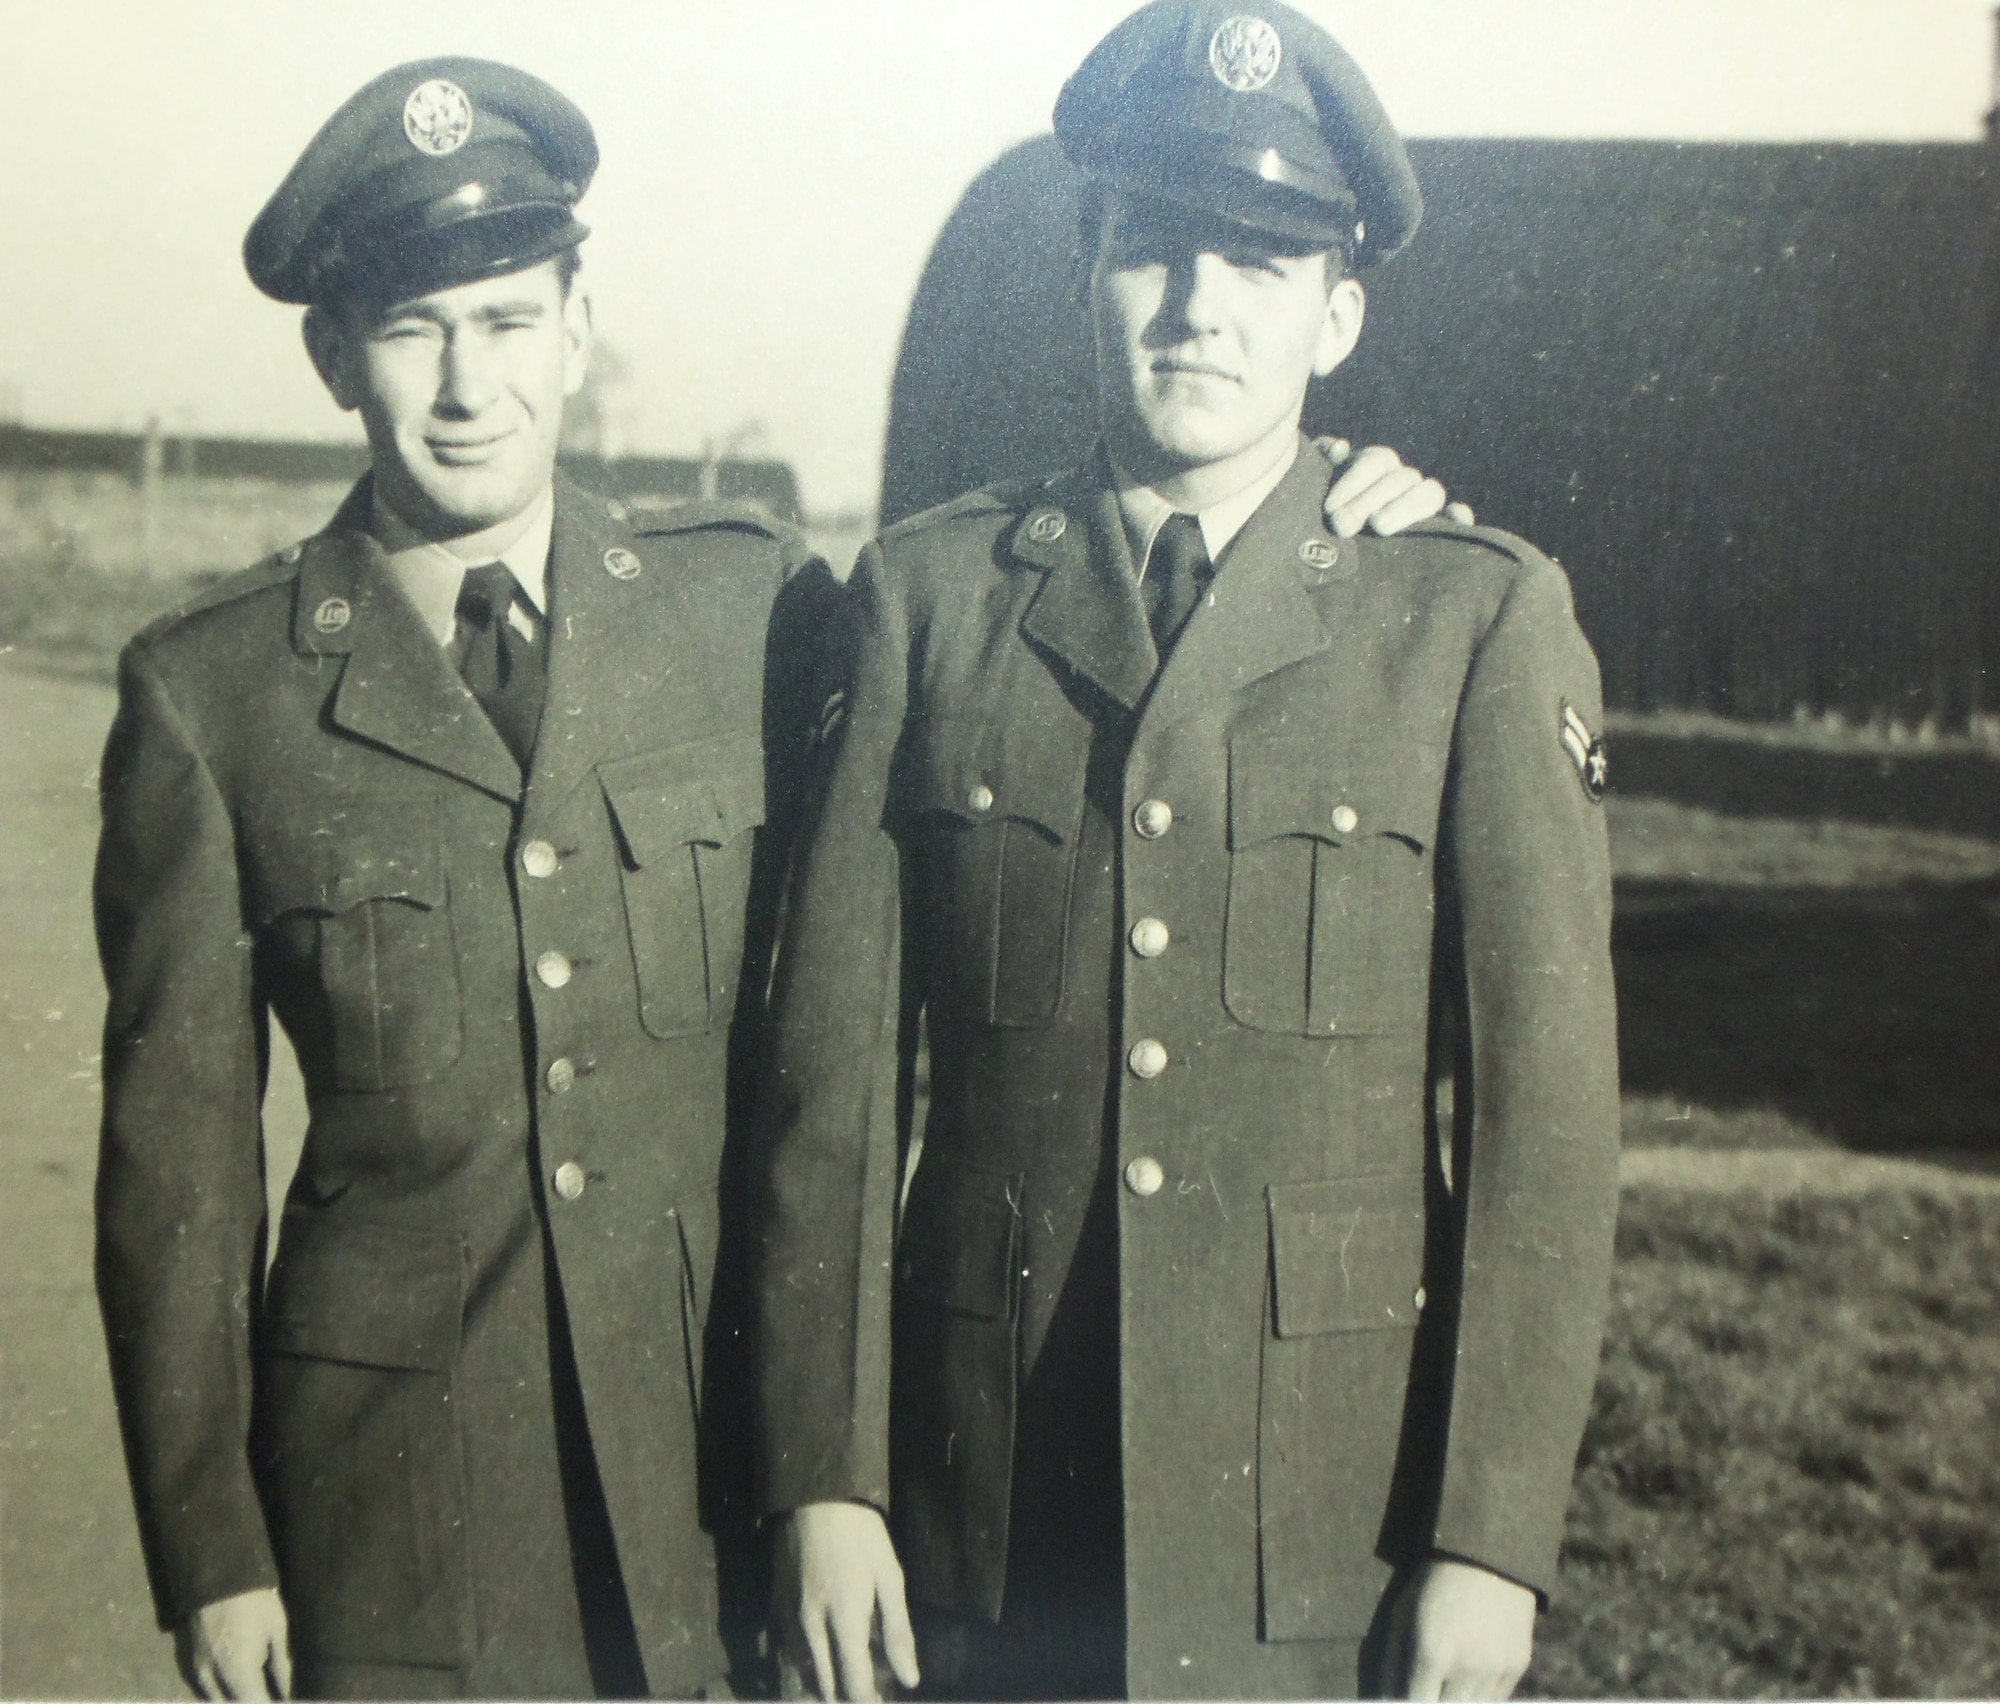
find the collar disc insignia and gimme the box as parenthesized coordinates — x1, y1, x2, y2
(1209, 16, 1282, 93)
(403, 79, 474, 156)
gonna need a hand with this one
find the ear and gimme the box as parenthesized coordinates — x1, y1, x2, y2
(561, 281, 594, 399)
(1312, 276, 1366, 377)
(302, 307, 361, 413)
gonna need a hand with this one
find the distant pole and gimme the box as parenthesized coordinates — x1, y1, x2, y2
(139, 416, 164, 572)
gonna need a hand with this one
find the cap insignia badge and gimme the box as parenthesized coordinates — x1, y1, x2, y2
(1560, 700, 1609, 801)
(1209, 16, 1282, 93)
(403, 79, 473, 156)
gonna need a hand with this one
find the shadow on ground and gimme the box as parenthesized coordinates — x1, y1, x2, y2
(1613, 878, 2000, 1155)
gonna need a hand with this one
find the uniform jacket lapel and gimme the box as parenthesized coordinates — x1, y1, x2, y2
(1014, 464, 1159, 712)
(1140, 439, 1334, 733)
(296, 480, 523, 804)
(527, 475, 684, 809)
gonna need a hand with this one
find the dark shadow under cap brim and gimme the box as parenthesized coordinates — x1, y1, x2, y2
(318, 204, 590, 312)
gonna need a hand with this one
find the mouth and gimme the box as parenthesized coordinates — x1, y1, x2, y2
(1151, 358, 1239, 385)
(425, 432, 513, 467)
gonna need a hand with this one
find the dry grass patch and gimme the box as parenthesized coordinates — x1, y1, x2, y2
(1526, 1187, 2000, 1698)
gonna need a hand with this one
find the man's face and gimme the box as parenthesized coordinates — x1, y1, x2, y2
(309, 259, 590, 537)
(1088, 191, 1363, 485)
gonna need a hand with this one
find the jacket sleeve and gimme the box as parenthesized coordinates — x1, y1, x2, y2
(94, 640, 279, 1626)
(1427, 552, 1621, 1598)
(749, 541, 911, 1518)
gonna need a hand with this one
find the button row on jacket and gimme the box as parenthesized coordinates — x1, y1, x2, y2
(547, 1056, 576, 1093)
(1124, 1156, 1165, 1197)
(1133, 798, 1173, 839)
(1130, 916, 1170, 958)
(553, 1161, 586, 1201)
(521, 838, 559, 879)
(536, 950, 572, 989)
(1128, 1037, 1168, 1079)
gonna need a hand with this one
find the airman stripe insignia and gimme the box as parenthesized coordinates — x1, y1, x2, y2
(1560, 700, 1608, 801)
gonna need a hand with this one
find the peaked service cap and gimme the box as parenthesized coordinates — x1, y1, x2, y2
(244, 57, 596, 306)
(1053, 1, 1422, 263)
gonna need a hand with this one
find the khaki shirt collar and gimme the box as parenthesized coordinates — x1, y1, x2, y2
(370, 484, 555, 647)
(1110, 435, 1301, 581)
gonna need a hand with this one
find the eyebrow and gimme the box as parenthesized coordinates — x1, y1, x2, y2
(373, 296, 548, 328)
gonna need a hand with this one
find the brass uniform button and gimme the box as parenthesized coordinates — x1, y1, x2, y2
(1133, 799, 1174, 839)
(1124, 1156, 1165, 1197)
(546, 1057, 577, 1093)
(967, 784, 995, 814)
(1129, 916, 1171, 958)
(1128, 1038, 1168, 1079)
(521, 839, 559, 879)
(1331, 804, 1359, 835)
(553, 1161, 586, 1201)
(535, 950, 572, 989)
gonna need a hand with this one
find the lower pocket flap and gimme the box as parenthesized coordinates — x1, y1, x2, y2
(1268, 1175, 1426, 1337)
(898, 1172, 1021, 1321)
(263, 1214, 465, 1372)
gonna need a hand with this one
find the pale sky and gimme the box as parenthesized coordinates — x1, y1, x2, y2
(0, 1, 1992, 512)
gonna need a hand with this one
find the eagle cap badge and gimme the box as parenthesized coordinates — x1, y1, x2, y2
(1209, 16, 1283, 93)
(403, 79, 474, 156)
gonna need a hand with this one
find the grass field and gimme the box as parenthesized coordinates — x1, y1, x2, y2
(1528, 1187, 2000, 1699)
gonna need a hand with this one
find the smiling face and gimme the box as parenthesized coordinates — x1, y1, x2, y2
(1088, 189, 1364, 503)
(306, 257, 590, 539)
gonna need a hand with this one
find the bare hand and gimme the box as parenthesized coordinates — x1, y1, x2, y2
(1320, 438, 1476, 537)
(1385, 1557, 1536, 1700)
(175, 1587, 291, 1700)
(774, 1501, 920, 1701)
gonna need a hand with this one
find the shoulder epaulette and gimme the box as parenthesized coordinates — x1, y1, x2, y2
(878, 477, 1046, 545)
(632, 496, 792, 541)
(1401, 515, 1557, 571)
(132, 550, 302, 645)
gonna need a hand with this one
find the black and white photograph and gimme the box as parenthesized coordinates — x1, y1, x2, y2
(2, 3, 1998, 1698)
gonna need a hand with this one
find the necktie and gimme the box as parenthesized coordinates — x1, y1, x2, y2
(1143, 511, 1212, 658)
(453, 562, 546, 770)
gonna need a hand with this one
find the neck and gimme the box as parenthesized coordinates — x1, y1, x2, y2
(1105, 411, 1303, 514)
(373, 477, 552, 565)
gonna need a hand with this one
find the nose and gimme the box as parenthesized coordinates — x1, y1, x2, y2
(1162, 250, 1230, 339)
(435, 325, 498, 418)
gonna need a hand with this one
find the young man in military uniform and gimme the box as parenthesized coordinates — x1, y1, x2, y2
(93, 59, 827, 1699)
(750, 4, 1621, 1699)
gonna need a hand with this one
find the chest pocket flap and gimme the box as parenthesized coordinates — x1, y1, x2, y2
(894, 715, 1085, 846)
(1229, 732, 1442, 855)
(246, 814, 445, 924)
(600, 736, 767, 868)
(1268, 1175, 1427, 1337)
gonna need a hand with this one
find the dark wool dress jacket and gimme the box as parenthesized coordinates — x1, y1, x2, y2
(95, 474, 827, 1694)
(751, 439, 1622, 1698)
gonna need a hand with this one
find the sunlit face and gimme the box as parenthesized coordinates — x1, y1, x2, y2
(1088, 191, 1363, 487)
(308, 259, 590, 538)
